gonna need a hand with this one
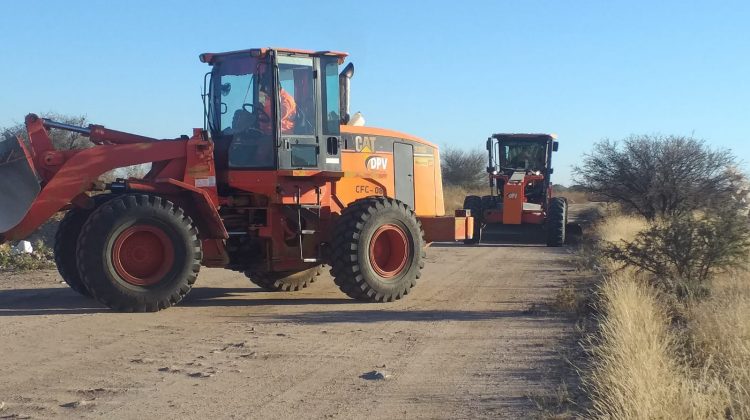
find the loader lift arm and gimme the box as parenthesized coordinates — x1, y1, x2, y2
(0, 114, 224, 244)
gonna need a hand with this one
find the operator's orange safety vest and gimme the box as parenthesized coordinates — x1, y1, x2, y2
(261, 89, 296, 134)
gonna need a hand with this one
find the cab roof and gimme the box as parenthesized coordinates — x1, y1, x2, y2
(492, 133, 557, 141)
(199, 48, 348, 65)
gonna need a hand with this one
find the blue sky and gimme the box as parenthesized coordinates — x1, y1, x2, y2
(1, 1, 748, 185)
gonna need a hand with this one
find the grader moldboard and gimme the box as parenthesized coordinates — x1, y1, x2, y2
(0, 47, 473, 312)
(463, 133, 579, 246)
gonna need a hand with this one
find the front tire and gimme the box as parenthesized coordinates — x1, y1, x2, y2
(330, 197, 425, 302)
(54, 194, 115, 297)
(77, 194, 202, 312)
(246, 265, 322, 292)
(546, 197, 567, 247)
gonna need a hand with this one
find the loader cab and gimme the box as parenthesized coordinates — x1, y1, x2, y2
(201, 48, 347, 174)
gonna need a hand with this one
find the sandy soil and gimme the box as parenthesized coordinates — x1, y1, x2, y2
(0, 240, 583, 419)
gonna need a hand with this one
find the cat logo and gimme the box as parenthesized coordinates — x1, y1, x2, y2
(506, 192, 518, 199)
(365, 156, 389, 171)
(354, 135, 376, 153)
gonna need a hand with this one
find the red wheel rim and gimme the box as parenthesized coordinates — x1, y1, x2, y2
(368, 224, 410, 279)
(112, 225, 174, 286)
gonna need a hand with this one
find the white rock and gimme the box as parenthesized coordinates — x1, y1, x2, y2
(12, 241, 33, 254)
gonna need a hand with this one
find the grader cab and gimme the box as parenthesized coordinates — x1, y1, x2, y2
(0, 47, 473, 312)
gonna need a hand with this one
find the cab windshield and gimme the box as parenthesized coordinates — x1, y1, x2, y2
(209, 55, 274, 168)
(499, 141, 547, 171)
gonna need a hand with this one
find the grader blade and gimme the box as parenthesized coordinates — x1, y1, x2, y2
(0, 137, 40, 234)
(479, 223, 545, 244)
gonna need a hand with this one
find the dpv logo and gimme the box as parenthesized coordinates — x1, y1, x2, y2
(365, 156, 389, 171)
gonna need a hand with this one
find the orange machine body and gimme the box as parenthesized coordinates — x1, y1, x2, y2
(0, 47, 472, 279)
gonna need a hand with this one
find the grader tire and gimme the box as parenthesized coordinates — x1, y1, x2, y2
(54, 194, 115, 297)
(76, 194, 202, 312)
(246, 265, 322, 292)
(546, 197, 567, 247)
(330, 197, 425, 302)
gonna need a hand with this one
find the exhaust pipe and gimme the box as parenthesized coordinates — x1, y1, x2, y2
(339, 63, 354, 125)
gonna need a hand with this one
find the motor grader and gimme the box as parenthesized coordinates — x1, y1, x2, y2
(0, 47, 473, 312)
(463, 133, 571, 246)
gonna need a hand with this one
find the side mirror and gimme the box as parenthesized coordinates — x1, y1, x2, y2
(486, 137, 492, 151)
(552, 141, 559, 152)
(549, 168, 554, 174)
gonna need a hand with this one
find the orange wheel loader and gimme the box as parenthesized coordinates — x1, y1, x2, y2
(0, 47, 473, 312)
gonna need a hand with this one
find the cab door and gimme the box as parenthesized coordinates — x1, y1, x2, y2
(394, 142, 415, 208)
(319, 56, 342, 172)
(276, 55, 320, 170)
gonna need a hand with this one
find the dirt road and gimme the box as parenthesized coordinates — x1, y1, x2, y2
(0, 242, 580, 419)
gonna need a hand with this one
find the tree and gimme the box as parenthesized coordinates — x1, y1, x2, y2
(1, 113, 91, 151)
(441, 146, 487, 188)
(574, 135, 740, 220)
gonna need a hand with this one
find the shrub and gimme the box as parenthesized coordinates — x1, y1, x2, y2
(604, 211, 750, 299)
(0, 241, 55, 271)
(574, 135, 741, 220)
(440, 146, 487, 188)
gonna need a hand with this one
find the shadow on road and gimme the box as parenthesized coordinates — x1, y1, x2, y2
(183, 287, 358, 307)
(0, 288, 107, 316)
(0, 285, 360, 316)
(430, 242, 545, 248)
(246, 308, 557, 324)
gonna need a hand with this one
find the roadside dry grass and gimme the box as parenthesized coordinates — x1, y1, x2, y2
(554, 190, 589, 204)
(582, 213, 750, 419)
(688, 274, 750, 418)
(586, 270, 731, 419)
(442, 185, 487, 213)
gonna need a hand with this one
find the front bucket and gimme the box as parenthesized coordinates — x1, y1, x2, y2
(0, 137, 40, 234)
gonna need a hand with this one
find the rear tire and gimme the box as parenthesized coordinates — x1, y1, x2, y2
(330, 197, 424, 302)
(463, 195, 482, 244)
(77, 194, 202, 312)
(54, 195, 114, 297)
(246, 265, 322, 292)
(546, 197, 567, 247)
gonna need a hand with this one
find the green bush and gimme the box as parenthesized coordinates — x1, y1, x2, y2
(0, 241, 55, 271)
(604, 211, 750, 299)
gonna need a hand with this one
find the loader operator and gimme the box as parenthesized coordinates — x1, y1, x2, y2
(259, 82, 296, 134)
(229, 78, 296, 167)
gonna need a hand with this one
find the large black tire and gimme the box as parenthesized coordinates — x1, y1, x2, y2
(480, 195, 498, 211)
(463, 195, 482, 244)
(76, 194, 202, 312)
(54, 195, 115, 297)
(330, 197, 425, 302)
(546, 197, 567, 247)
(246, 265, 322, 291)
